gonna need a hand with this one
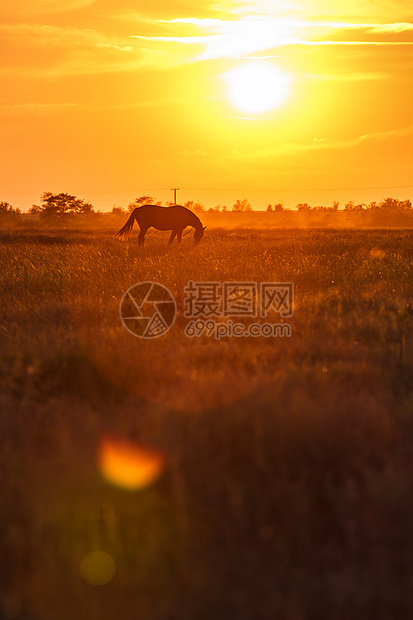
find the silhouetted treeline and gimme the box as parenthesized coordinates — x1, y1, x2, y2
(0, 201, 21, 221)
(1, 193, 413, 228)
(295, 197, 412, 213)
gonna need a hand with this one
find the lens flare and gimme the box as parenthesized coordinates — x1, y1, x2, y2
(98, 437, 164, 490)
(79, 551, 116, 585)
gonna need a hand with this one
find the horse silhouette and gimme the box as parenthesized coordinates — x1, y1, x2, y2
(115, 205, 206, 246)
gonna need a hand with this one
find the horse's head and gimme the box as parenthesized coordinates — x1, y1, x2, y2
(194, 226, 207, 245)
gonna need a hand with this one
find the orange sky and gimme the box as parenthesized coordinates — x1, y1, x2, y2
(1, 0, 412, 211)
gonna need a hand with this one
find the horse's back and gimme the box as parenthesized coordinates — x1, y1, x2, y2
(137, 205, 195, 230)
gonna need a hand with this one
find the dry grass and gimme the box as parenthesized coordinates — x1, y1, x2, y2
(1, 227, 413, 620)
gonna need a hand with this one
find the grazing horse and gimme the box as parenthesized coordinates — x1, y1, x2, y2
(115, 205, 207, 246)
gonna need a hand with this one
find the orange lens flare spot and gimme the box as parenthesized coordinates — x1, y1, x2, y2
(79, 551, 116, 585)
(370, 247, 386, 258)
(98, 438, 164, 490)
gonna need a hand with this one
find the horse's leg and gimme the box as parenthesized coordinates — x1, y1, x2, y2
(138, 226, 148, 246)
(168, 230, 177, 245)
(177, 229, 183, 243)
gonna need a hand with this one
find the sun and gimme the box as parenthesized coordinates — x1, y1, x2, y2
(222, 62, 292, 115)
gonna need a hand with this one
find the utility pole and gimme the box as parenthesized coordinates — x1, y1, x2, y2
(171, 187, 180, 205)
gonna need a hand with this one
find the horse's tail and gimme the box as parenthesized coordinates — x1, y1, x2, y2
(115, 209, 138, 240)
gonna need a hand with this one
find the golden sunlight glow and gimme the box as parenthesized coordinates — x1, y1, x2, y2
(98, 438, 164, 491)
(222, 63, 292, 114)
(1, 0, 412, 211)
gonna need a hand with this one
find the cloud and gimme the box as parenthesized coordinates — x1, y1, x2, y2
(0, 102, 79, 114)
(0, 23, 176, 77)
(305, 72, 387, 81)
(132, 17, 298, 59)
(228, 124, 413, 159)
(230, 0, 413, 21)
(1, 9, 412, 79)
(295, 40, 413, 47)
(131, 17, 413, 60)
(0, 95, 215, 115)
(371, 22, 413, 32)
(0, 0, 96, 18)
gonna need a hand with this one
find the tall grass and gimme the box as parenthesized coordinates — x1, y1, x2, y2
(1, 227, 413, 620)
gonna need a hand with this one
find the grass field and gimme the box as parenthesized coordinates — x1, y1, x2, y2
(1, 226, 413, 620)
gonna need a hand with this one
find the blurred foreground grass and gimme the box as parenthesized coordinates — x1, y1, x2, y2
(1, 227, 413, 620)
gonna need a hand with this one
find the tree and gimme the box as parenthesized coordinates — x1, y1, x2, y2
(266, 204, 273, 212)
(0, 202, 21, 226)
(128, 196, 161, 212)
(332, 201, 339, 210)
(296, 203, 311, 211)
(378, 197, 412, 211)
(0, 201, 21, 217)
(273, 203, 284, 212)
(111, 206, 127, 214)
(344, 201, 365, 211)
(232, 199, 252, 212)
(183, 200, 205, 213)
(29, 192, 94, 220)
